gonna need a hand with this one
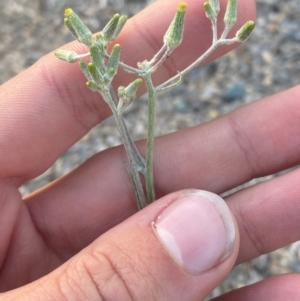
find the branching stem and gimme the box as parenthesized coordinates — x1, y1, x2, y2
(102, 89, 147, 209)
(212, 21, 218, 43)
(109, 86, 146, 172)
(56, 2, 255, 210)
(156, 37, 237, 92)
(144, 73, 156, 204)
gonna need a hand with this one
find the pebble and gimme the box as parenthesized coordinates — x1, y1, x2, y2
(174, 98, 189, 113)
(223, 83, 246, 102)
(262, 50, 273, 64)
(208, 109, 220, 119)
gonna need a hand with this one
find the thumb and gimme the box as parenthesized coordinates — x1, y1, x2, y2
(4, 189, 239, 301)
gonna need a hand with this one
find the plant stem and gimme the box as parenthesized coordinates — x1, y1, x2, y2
(102, 89, 147, 209)
(220, 25, 233, 40)
(155, 38, 237, 92)
(144, 73, 156, 204)
(212, 21, 218, 43)
(109, 86, 146, 173)
(150, 49, 171, 73)
(149, 44, 167, 66)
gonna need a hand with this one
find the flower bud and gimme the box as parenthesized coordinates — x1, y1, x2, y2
(55, 50, 78, 63)
(163, 2, 187, 51)
(224, 0, 237, 26)
(79, 61, 92, 81)
(106, 44, 121, 79)
(105, 68, 116, 83)
(203, 2, 215, 21)
(64, 8, 92, 46)
(102, 14, 120, 42)
(236, 21, 255, 42)
(112, 15, 128, 40)
(90, 44, 106, 75)
(209, 0, 220, 15)
(118, 78, 143, 110)
(88, 63, 103, 85)
(94, 34, 106, 54)
(86, 81, 98, 91)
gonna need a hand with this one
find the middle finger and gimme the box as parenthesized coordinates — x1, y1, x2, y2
(26, 84, 300, 260)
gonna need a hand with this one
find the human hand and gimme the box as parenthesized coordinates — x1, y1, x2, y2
(1, 0, 300, 300)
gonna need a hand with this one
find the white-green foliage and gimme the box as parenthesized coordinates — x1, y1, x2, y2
(55, 1, 255, 209)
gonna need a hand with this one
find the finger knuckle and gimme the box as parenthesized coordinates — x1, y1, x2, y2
(65, 241, 161, 301)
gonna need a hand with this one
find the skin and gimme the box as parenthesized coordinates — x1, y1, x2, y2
(1, 0, 300, 300)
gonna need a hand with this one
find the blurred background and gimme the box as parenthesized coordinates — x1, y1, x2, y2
(0, 0, 299, 298)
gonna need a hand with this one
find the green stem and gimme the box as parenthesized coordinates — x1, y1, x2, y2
(144, 73, 156, 204)
(155, 38, 237, 92)
(109, 86, 145, 173)
(102, 89, 147, 209)
(149, 44, 167, 66)
(212, 21, 218, 43)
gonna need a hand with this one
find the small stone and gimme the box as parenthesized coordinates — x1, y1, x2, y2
(223, 84, 246, 102)
(201, 86, 215, 101)
(262, 51, 273, 64)
(209, 109, 220, 119)
(175, 98, 189, 113)
(267, 22, 279, 34)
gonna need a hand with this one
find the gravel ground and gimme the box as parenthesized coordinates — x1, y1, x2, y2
(0, 0, 300, 299)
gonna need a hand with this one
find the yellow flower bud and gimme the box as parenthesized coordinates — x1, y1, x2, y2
(64, 8, 92, 46)
(163, 2, 187, 51)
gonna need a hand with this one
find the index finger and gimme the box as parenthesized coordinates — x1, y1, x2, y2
(0, 0, 256, 184)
